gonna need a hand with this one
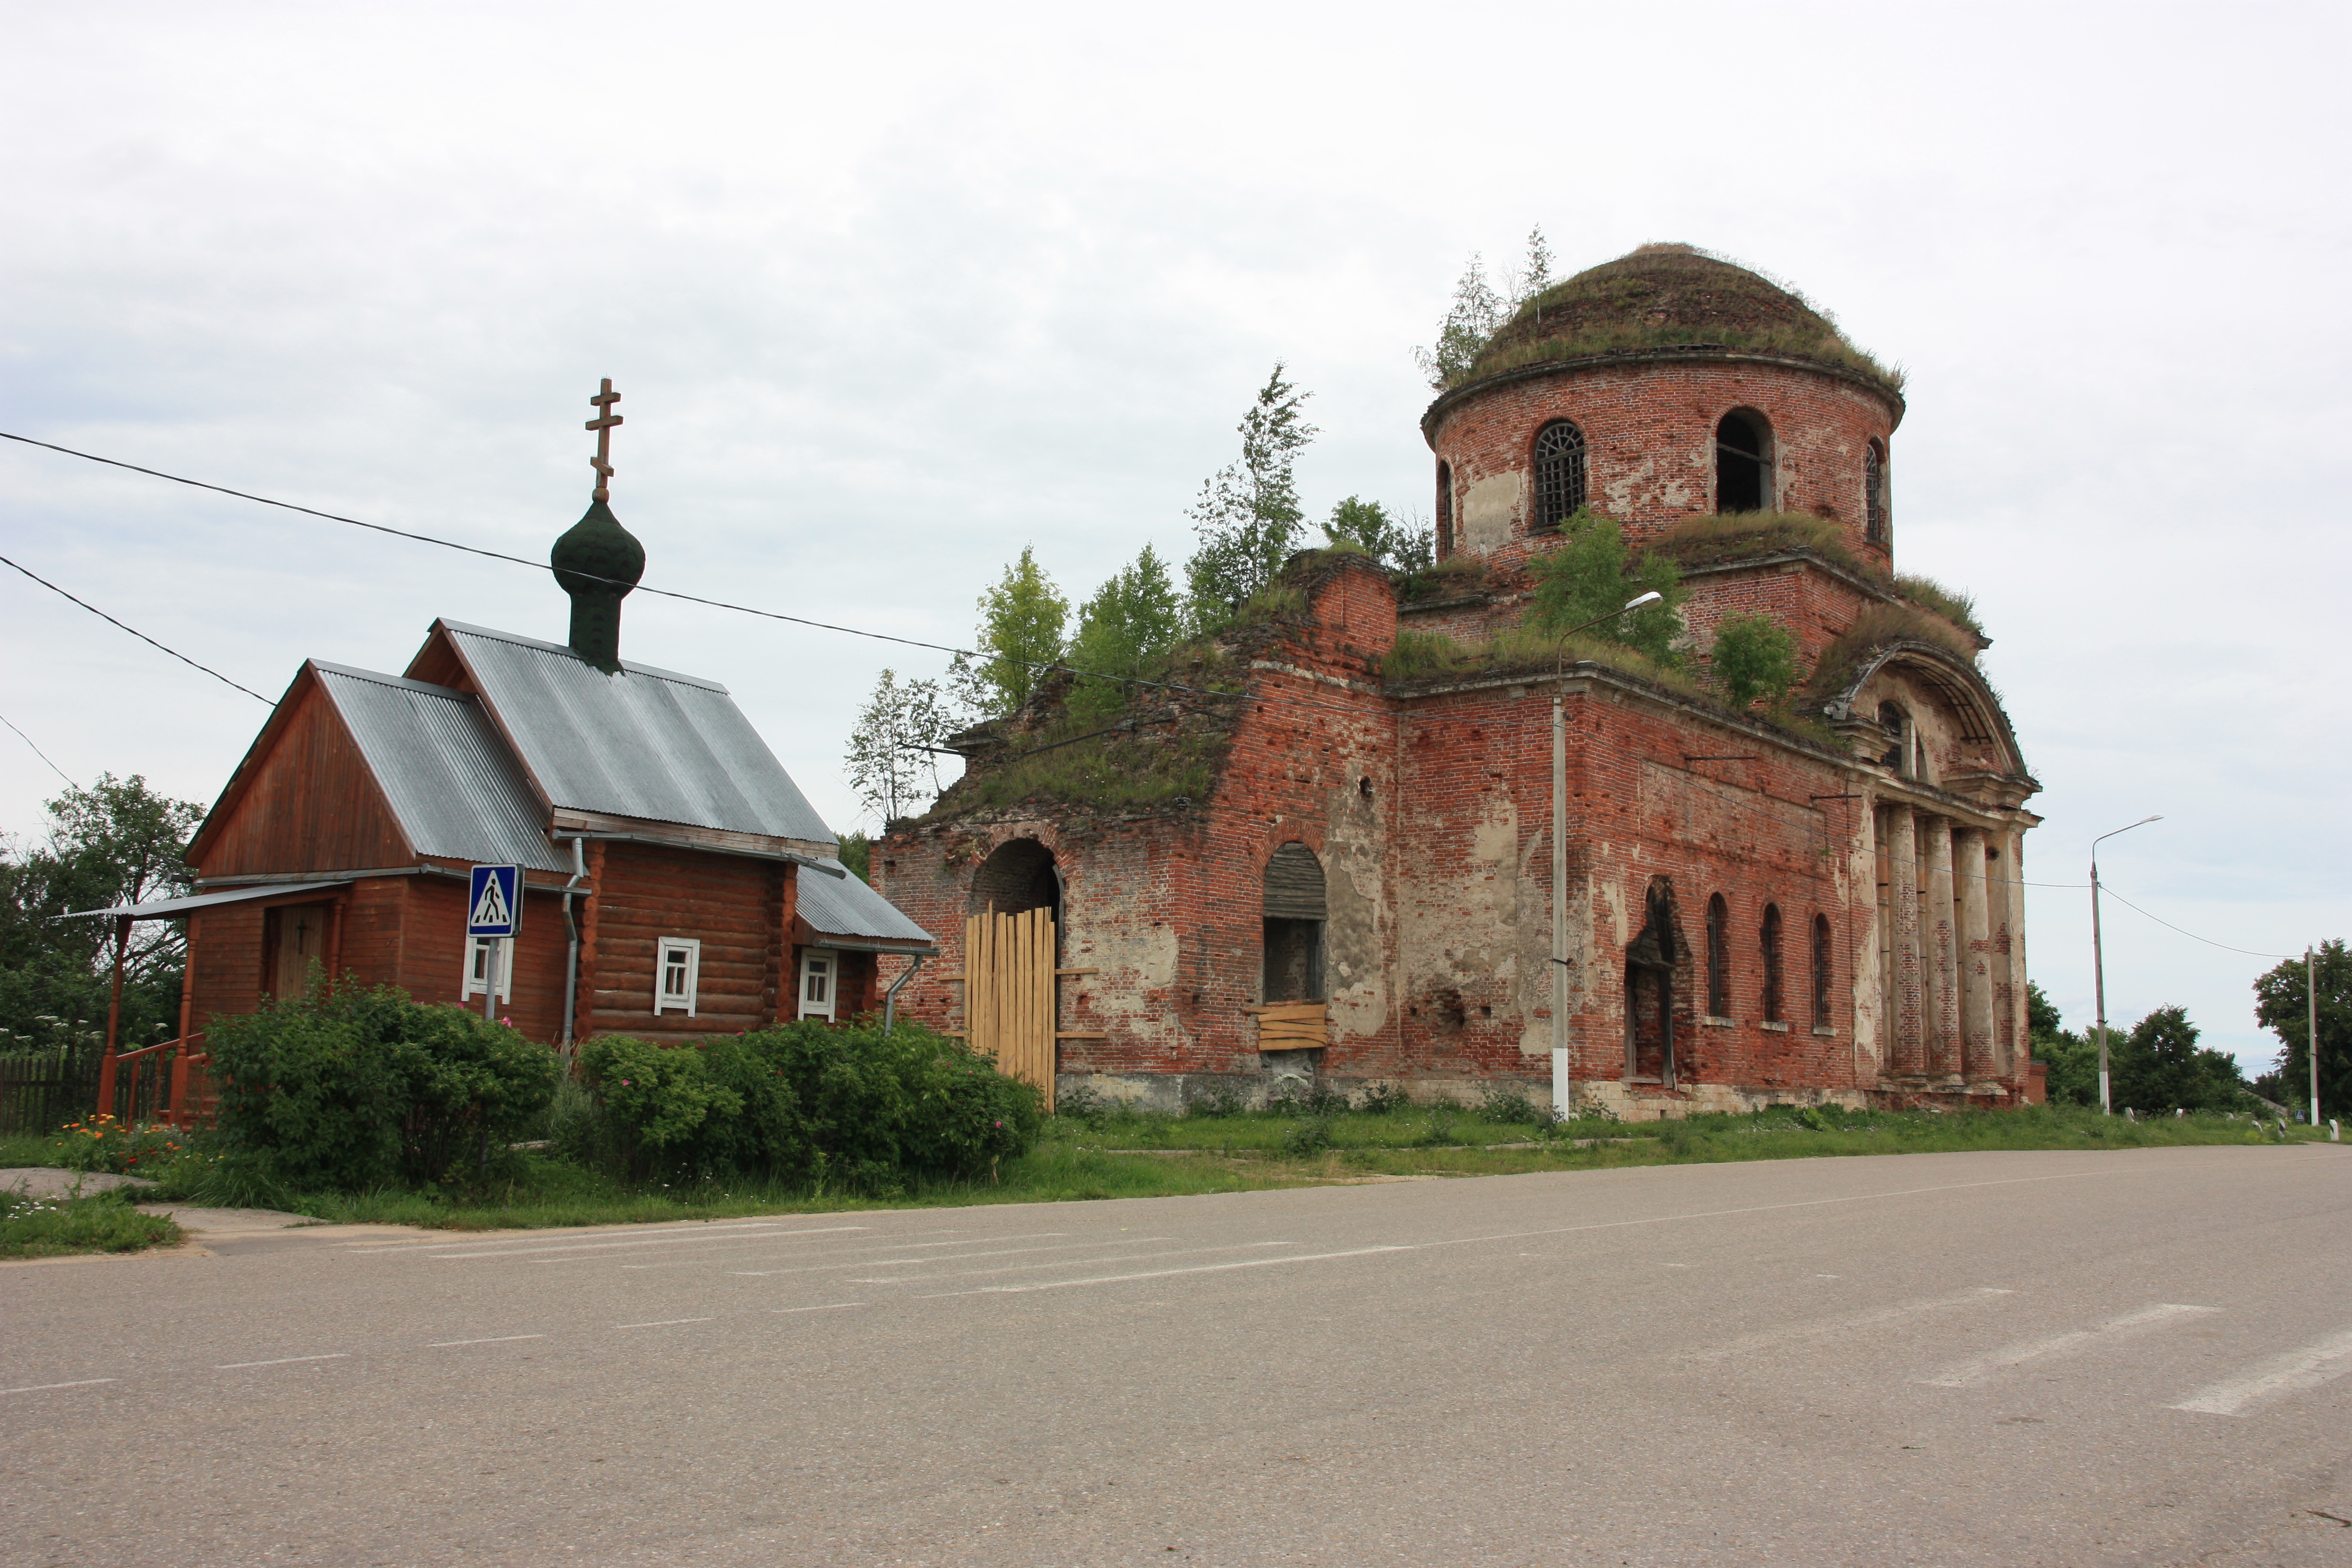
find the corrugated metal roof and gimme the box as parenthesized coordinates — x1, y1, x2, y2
(314, 663, 571, 873)
(797, 859, 937, 951)
(63, 881, 355, 921)
(439, 622, 834, 845)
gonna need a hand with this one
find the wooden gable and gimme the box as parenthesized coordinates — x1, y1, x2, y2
(187, 665, 417, 879)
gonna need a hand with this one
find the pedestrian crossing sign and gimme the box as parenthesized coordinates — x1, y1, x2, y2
(467, 864, 522, 938)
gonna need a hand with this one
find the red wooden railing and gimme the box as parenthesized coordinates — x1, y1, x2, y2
(97, 1033, 215, 1128)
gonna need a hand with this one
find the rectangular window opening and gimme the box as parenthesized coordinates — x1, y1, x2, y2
(798, 949, 839, 1022)
(655, 937, 701, 1016)
(462, 935, 513, 1003)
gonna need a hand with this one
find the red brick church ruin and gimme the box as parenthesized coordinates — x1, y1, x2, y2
(880, 244, 2040, 1118)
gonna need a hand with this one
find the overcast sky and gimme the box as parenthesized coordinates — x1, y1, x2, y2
(3, 2, 2344, 1072)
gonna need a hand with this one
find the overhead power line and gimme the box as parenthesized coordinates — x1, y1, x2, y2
(0, 429, 1291, 712)
(2094, 881, 2301, 961)
(0, 710, 77, 788)
(0, 551, 273, 704)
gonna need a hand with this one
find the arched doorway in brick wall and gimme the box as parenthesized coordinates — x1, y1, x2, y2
(971, 839, 1061, 927)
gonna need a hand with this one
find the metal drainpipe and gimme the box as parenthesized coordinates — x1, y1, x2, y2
(560, 836, 587, 1057)
(883, 953, 926, 1037)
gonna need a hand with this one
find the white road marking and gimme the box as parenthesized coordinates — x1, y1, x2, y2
(1920, 1303, 2219, 1388)
(2, 1378, 117, 1395)
(422, 1224, 873, 1260)
(856, 1240, 1299, 1285)
(770, 1302, 862, 1314)
(922, 1245, 1411, 1297)
(730, 1237, 1112, 1278)
(214, 1353, 352, 1370)
(2169, 1327, 2352, 1417)
(613, 1317, 715, 1329)
(427, 1333, 546, 1348)
(1692, 1288, 2015, 1364)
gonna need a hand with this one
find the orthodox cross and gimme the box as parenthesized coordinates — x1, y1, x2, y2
(585, 378, 623, 502)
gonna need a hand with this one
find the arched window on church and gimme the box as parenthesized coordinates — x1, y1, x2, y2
(1864, 439, 1889, 545)
(1530, 420, 1587, 534)
(1705, 894, 1730, 1018)
(1717, 410, 1772, 514)
(1761, 903, 1785, 1023)
(1878, 701, 1910, 774)
(1812, 913, 1834, 1029)
(1435, 460, 1453, 558)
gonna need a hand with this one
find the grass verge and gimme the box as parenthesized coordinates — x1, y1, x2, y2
(0, 1186, 182, 1260)
(15, 1104, 2332, 1236)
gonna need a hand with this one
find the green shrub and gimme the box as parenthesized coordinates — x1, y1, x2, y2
(207, 984, 560, 1191)
(575, 1020, 1041, 1190)
(1475, 1085, 1541, 1124)
(1280, 1117, 1335, 1157)
(1709, 613, 1799, 710)
(1359, 1080, 1412, 1115)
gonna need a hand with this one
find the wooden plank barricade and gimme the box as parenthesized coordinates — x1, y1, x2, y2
(962, 908, 1059, 1113)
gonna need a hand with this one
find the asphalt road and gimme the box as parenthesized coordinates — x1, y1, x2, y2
(6, 1145, 2350, 1567)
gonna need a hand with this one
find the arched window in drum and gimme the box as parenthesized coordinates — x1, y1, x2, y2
(1530, 420, 1587, 534)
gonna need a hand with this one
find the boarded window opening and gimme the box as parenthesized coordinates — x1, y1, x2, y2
(1864, 440, 1889, 545)
(1435, 460, 1453, 558)
(1624, 876, 1684, 1086)
(1716, 410, 1772, 514)
(1531, 420, 1588, 533)
(1812, 914, 1833, 1029)
(1262, 842, 1326, 1003)
(1705, 893, 1730, 1017)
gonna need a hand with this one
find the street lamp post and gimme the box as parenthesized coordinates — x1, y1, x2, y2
(2089, 814, 2163, 1115)
(1549, 590, 1664, 1119)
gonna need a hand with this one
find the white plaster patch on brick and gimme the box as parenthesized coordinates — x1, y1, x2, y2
(1460, 472, 1521, 555)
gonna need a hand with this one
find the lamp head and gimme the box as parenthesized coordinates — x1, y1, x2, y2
(1623, 590, 1664, 611)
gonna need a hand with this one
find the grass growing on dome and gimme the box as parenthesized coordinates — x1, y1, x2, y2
(1453, 244, 1906, 398)
(929, 707, 1228, 816)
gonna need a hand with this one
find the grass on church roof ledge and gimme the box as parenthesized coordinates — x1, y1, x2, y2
(1642, 512, 1985, 643)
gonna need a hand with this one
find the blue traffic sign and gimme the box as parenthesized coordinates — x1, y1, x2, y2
(467, 864, 522, 938)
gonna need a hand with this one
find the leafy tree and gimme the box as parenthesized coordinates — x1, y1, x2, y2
(2108, 1004, 2248, 1113)
(969, 547, 1069, 716)
(0, 775, 205, 1058)
(1524, 509, 1684, 667)
(837, 830, 871, 884)
(1499, 225, 1555, 312)
(1324, 497, 1435, 574)
(1067, 545, 1183, 722)
(1183, 363, 1317, 628)
(1414, 252, 1507, 389)
(845, 669, 955, 825)
(2252, 939, 2349, 1117)
(2026, 980, 2064, 1039)
(1709, 613, 1800, 709)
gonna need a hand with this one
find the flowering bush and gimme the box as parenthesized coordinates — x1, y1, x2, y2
(50, 1113, 183, 1175)
(575, 1021, 1041, 1189)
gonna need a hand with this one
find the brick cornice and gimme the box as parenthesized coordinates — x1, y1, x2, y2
(1421, 346, 1908, 445)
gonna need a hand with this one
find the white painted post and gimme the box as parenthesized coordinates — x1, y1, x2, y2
(483, 938, 499, 1022)
(1553, 1047, 1571, 1123)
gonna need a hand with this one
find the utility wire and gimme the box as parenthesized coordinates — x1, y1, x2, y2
(2095, 881, 2301, 961)
(0, 551, 274, 704)
(1, 429, 1318, 714)
(0, 710, 77, 788)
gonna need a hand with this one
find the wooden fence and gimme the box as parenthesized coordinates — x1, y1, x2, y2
(0, 1048, 100, 1136)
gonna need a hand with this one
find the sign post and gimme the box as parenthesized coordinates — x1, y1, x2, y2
(467, 865, 522, 1023)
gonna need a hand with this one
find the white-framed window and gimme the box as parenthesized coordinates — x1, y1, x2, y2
(798, 948, 839, 1022)
(655, 937, 701, 1016)
(462, 935, 513, 1002)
